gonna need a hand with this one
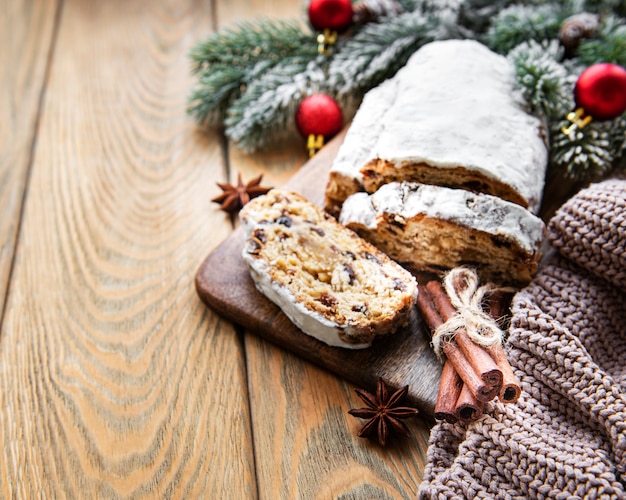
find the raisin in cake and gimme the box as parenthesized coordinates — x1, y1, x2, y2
(339, 182, 546, 286)
(239, 189, 418, 349)
(324, 40, 548, 217)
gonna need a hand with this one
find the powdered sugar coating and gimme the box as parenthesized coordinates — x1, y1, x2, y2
(330, 40, 548, 213)
(339, 182, 545, 253)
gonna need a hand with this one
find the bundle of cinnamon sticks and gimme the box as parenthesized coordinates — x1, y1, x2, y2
(416, 275, 520, 424)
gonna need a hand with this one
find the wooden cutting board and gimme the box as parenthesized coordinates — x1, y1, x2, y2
(195, 132, 441, 417)
(194, 127, 585, 418)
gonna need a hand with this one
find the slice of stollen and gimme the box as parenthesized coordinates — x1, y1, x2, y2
(339, 182, 546, 286)
(240, 189, 418, 349)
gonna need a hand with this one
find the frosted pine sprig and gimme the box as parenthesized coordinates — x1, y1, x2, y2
(225, 58, 328, 152)
(485, 3, 568, 54)
(508, 40, 573, 119)
(188, 20, 318, 126)
(551, 121, 615, 178)
(328, 9, 438, 96)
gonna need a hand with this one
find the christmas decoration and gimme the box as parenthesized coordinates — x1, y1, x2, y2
(308, 0, 353, 32)
(309, 0, 353, 54)
(574, 63, 626, 120)
(189, 0, 626, 180)
(295, 94, 344, 157)
(348, 378, 419, 446)
(562, 63, 626, 136)
(211, 173, 272, 214)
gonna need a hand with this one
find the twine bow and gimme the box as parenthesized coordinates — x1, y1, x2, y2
(431, 268, 510, 359)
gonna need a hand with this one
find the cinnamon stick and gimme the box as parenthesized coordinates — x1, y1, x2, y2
(455, 383, 484, 422)
(417, 271, 522, 413)
(441, 340, 500, 403)
(434, 360, 463, 423)
(484, 290, 521, 403)
(425, 280, 503, 392)
(417, 287, 471, 419)
(416, 285, 444, 333)
(487, 343, 521, 403)
(417, 281, 500, 403)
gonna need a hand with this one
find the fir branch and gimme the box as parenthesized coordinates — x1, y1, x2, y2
(456, 0, 518, 36)
(189, 20, 316, 73)
(508, 40, 573, 119)
(577, 16, 626, 66)
(188, 20, 318, 126)
(396, 0, 422, 11)
(187, 0, 626, 174)
(225, 58, 328, 152)
(188, 66, 246, 126)
(550, 120, 615, 178)
(583, 0, 626, 17)
(485, 4, 569, 54)
(328, 10, 438, 96)
(607, 115, 626, 164)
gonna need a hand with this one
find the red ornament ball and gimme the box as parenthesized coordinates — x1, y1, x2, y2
(574, 63, 626, 121)
(308, 0, 354, 32)
(296, 94, 344, 138)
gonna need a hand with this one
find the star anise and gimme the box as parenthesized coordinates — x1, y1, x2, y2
(348, 378, 419, 446)
(212, 173, 272, 214)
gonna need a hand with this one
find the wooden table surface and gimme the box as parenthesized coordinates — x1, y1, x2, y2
(0, 0, 432, 497)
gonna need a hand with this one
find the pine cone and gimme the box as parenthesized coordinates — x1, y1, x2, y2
(559, 13, 600, 54)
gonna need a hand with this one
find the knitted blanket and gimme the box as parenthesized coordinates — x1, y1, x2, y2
(418, 179, 626, 499)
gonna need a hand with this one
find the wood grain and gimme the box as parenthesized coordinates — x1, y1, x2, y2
(216, 0, 306, 30)
(0, 0, 60, 319)
(246, 334, 430, 499)
(0, 0, 256, 497)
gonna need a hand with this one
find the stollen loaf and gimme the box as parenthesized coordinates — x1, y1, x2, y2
(324, 39, 548, 217)
(339, 182, 546, 286)
(240, 189, 418, 349)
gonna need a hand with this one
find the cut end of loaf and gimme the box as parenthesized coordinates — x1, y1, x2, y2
(340, 182, 545, 287)
(240, 189, 418, 348)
